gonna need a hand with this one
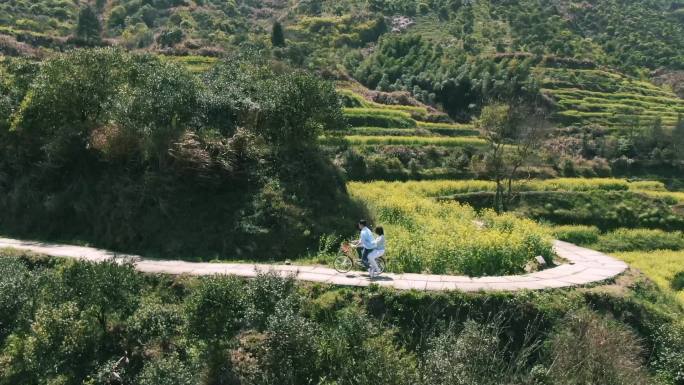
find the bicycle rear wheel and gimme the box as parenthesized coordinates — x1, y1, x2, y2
(333, 254, 353, 273)
(376, 257, 386, 274)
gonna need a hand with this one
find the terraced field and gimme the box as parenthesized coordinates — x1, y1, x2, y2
(325, 88, 484, 179)
(538, 67, 684, 129)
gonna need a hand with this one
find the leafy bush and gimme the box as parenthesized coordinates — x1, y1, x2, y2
(136, 354, 197, 385)
(244, 271, 297, 330)
(546, 310, 650, 385)
(184, 275, 245, 342)
(552, 225, 600, 245)
(422, 320, 510, 385)
(0, 258, 34, 340)
(258, 299, 322, 385)
(673, 271, 684, 291)
(126, 298, 185, 350)
(598, 228, 684, 252)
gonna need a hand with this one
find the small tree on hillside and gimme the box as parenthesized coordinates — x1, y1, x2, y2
(271, 21, 286, 47)
(76, 5, 102, 43)
(475, 102, 548, 212)
(673, 113, 684, 167)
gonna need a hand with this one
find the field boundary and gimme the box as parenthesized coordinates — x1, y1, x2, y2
(0, 237, 627, 291)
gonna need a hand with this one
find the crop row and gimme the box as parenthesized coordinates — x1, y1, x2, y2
(545, 88, 684, 106)
(343, 126, 479, 137)
(343, 108, 417, 128)
(360, 178, 669, 198)
(327, 135, 488, 148)
(165, 55, 217, 73)
(538, 68, 675, 97)
(338, 89, 429, 116)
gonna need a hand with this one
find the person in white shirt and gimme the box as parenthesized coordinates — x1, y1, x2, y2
(354, 219, 375, 268)
(367, 226, 385, 279)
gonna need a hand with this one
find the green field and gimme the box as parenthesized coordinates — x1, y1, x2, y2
(330, 135, 487, 148)
(539, 68, 684, 128)
(616, 250, 684, 305)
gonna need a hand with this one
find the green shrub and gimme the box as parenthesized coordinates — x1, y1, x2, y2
(259, 299, 322, 385)
(670, 271, 684, 291)
(136, 354, 197, 385)
(244, 271, 297, 330)
(651, 322, 684, 384)
(0, 257, 34, 340)
(552, 225, 600, 245)
(598, 228, 684, 252)
(546, 310, 650, 385)
(126, 298, 185, 350)
(184, 276, 245, 341)
(421, 320, 509, 385)
(318, 308, 419, 385)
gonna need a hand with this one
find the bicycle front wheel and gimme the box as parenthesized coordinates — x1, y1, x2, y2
(333, 254, 353, 273)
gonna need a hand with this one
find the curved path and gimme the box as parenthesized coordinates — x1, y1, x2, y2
(0, 237, 627, 291)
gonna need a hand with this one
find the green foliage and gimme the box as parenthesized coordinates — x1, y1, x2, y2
(421, 320, 510, 385)
(271, 21, 285, 47)
(331, 135, 487, 148)
(454, 190, 684, 232)
(184, 275, 245, 341)
(0, 258, 34, 341)
(1, 256, 681, 385)
(157, 28, 183, 47)
(126, 297, 185, 350)
(258, 299, 322, 385)
(0, 49, 360, 260)
(673, 272, 684, 292)
(546, 310, 650, 385)
(552, 225, 600, 245)
(3, 301, 103, 383)
(75, 6, 101, 42)
(344, 107, 417, 128)
(244, 271, 297, 330)
(354, 35, 540, 119)
(136, 354, 197, 385)
(597, 228, 684, 252)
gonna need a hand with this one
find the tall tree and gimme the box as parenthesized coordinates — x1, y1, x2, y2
(271, 21, 286, 47)
(76, 5, 102, 42)
(674, 113, 684, 166)
(476, 102, 548, 212)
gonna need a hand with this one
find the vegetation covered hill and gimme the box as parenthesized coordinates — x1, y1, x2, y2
(1, 250, 683, 385)
(0, 49, 362, 259)
(3, 0, 683, 132)
(3, 0, 683, 68)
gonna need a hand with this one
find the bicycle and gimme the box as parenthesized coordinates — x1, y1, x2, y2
(333, 242, 386, 275)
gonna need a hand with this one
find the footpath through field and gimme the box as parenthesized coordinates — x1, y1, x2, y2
(0, 237, 627, 291)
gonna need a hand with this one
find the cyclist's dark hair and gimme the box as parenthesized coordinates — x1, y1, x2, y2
(359, 219, 368, 227)
(375, 226, 384, 235)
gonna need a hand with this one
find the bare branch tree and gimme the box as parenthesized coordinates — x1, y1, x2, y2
(475, 101, 550, 212)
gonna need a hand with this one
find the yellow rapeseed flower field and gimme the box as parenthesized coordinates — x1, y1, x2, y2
(347, 181, 553, 276)
(615, 250, 684, 306)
